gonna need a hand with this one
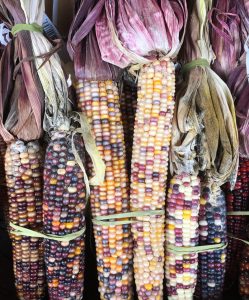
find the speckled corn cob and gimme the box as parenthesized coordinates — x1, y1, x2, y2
(43, 131, 86, 300)
(165, 173, 200, 299)
(76, 80, 133, 300)
(5, 140, 45, 300)
(0, 136, 8, 226)
(196, 185, 227, 299)
(240, 244, 249, 297)
(130, 59, 175, 299)
(224, 158, 249, 288)
(119, 79, 137, 172)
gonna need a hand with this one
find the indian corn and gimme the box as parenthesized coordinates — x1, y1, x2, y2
(224, 158, 249, 288)
(240, 243, 249, 297)
(119, 78, 137, 173)
(196, 185, 227, 299)
(130, 59, 175, 299)
(5, 140, 45, 300)
(165, 173, 200, 299)
(43, 131, 86, 300)
(76, 79, 133, 300)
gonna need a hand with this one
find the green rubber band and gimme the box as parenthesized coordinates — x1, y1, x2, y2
(9, 222, 85, 242)
(93, 220, 136, 226)
(181, 58, 210, 74)
(227, 211, 249, 216)
(92, 210, 165, 226)
(167, 242, 227, 255)
(228, 234, 249, 245)
(11, 23, 43, 36)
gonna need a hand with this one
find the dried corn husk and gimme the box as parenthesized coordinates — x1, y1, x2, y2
(171, 0, 239, 189)
(11, 1, 103, 299)
(95, 0, 187, 68)
(0, 1, 44, 142)
(209, 1, 249, 158)
(208, 1, 242, 81)
(67, 0, 119, 81)
(228, 58, 249, 158)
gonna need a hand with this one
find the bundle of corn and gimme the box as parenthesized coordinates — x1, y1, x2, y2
(169, 0, 238, 298)
(0, 1, 46, 298)
(69, 1, 133, 298)
(165, 174, 200, 299)
(16, 1, 104, 298)
(5, 140, 44, 300)
(93, 1, 188, 298)
(195, 184, 227, 299)
(223, 158, 249, 287)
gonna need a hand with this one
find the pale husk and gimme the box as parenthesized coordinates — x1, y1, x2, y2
(170, 0, 239, 188)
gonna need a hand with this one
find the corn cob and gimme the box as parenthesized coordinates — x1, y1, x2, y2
(5, 140, 45, 300)
(196, 185, 227, 299)
(76, 79, 133, 300)
(119, 79, 137, 173)
(0, 136, 8, 226)
(240, 243, 249, 297)
(224, 158, 249, 287)
(43, 130, 86, 300)
(129, 58, 175, 299)
(165, 173, 200, 299)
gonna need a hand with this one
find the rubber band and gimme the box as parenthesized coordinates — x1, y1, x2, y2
(11, 23, 43, 36)
(10, 222, 85, 242)
(92, 209, 164, 226)
(181, 58, 210, 74)
(167, 242, 227, 255)
(227, 211, 249, 216)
